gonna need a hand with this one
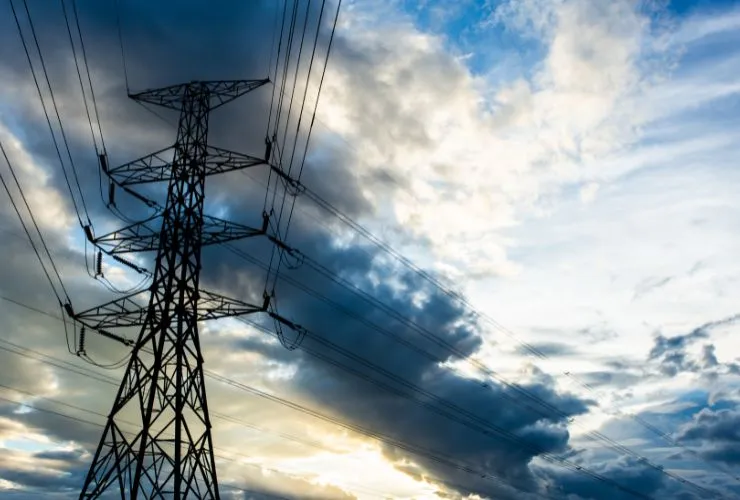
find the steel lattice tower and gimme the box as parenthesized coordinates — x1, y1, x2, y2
(68, 80, 299, 499)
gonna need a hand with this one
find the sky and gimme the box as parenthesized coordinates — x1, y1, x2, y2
(0, 0, 739, 499)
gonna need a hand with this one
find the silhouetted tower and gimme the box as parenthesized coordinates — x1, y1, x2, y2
(69, 80, 298, 498)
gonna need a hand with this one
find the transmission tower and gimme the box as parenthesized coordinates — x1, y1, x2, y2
(66, 80, 301, 498)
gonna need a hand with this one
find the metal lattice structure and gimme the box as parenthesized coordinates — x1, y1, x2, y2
(69, 80, 299, 499)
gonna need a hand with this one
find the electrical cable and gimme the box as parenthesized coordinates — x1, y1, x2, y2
(271, 0, 341, 290)
(220, 244, 720, 498)
(9, 0, 85, 228)
(8, 3, 718, 494)
(16, 0, 92, 226)
(296, 179, 740, 485)
(0, 150, 67, 305)
(0, 303, 555, 499)
(115, 0, 130, 93)
(0, 384, 384, 499)
(235, 316, 717, 499)
(262, 0, 303, 294)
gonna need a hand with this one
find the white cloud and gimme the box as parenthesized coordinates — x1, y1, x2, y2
(316, 0, 680, 284)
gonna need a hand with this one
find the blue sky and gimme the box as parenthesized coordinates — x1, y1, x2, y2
(0, 0, 740, 499)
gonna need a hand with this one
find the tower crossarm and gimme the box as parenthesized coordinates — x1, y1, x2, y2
(92, 215, 162, 254)
(104, 146, 176, 185)
(71, 288, 264, 330)
(129, 79, 269, 111)
(196, 289, 306, 341)
(107, 145, 266, 187)
(201, 213, 269, 245)
(197, 288, 268, 321)
(73, 291, 150, 332)
(93, 213, 269, 254)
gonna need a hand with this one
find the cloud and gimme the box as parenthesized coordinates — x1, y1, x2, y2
(545, 455, 669, 500)
(676, 406, 740, 466)
(648, 314, 740, 377)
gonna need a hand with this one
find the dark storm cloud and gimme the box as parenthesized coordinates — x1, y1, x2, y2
(207, 213, 599, 498)
(546, 455, 670, 500)
(0, 446, 87, 495)
(33, 449, 85, 462)
(676, 406, 740, 466)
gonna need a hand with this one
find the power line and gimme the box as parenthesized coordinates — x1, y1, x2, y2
(263, 0, 304, 295)
(60, 0, 99, 154)
(269, 146, 740, 486)
(12, 0, 92, 226)
(70, 0, 107, 153)
(115, 0, 130, 92)
(207, 369, 556, 500)
(272, 0, 341, 291)
(0, 386, 369, 500)
(236, 316, 721, 499)
(92, 220, 708, 500)
(223, 243, 719, 497)
(0, 141, 70, 303)
(0, 299, 553, 499)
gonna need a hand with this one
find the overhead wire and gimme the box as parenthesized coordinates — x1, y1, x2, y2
(61, 0, 109, 224)
(61, 0, 154, 292)
(223, 242, 720, 498)
(271, 0, 338, 289)
(233, 313, 718, 499)
(0, 386, 340, 500)
(0, 300, 556, 500)
(263, 0, 303, 295)
(304, 185, 740, 484)
(82, 213, 724, 500)
(12, 0, 92, 227)
(254, 134, 740, 487)
(0, 142, 70, 304)
(115, 0, 130, 93)
(261, 0, 290, 268)
(237, 96, 740, 487)
(71, 230, 709, 499)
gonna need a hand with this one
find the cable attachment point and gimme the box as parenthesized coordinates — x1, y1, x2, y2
(63, 302, 75, 318)
(268, 309, 306, 351)
(280, 247, 305, 270)
(269, 165, 305, 197)
(98, 153, 109, 173)
(264, 137, 272, 163)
